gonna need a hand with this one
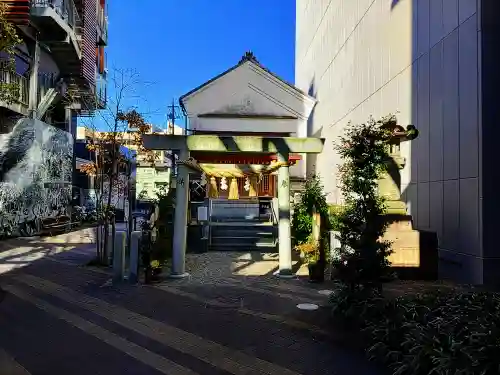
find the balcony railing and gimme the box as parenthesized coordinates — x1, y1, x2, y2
(0, 64, 60, 110)
(0, 69, 29, 106)
(37, 72, 58, 104)
(95, 74, 107, 107)
(31, 0, 79, 29)
(97, 5, 108, 42)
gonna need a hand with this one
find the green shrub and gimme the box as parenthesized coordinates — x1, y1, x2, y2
(328, 204, 344, 231)
(149, 185, 175, 267)
(330, 284, 500, 375)
(291, 174, 330, 247)
(334, 115, 395, 290)
(291, 203, 312, 247)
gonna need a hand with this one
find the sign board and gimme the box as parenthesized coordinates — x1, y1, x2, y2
(197, 206, 208, 222)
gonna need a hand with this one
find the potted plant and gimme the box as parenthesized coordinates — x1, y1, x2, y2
(150, 260, 162, 281)
(296, 241, 325, 282)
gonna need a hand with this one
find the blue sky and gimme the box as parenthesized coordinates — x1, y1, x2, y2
(106, 0, 296, 129)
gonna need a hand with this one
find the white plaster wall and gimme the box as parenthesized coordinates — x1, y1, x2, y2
(184, 62, 313, 123)
(296, 0, 482, 283)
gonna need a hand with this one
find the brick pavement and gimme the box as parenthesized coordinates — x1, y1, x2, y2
(0, 232, 385, 375)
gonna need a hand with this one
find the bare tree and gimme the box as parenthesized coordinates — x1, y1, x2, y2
(75, 68, 157, 264)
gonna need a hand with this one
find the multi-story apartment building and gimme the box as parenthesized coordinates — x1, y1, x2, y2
(295, 0, 499, 286)
(0, 0, 108, 236)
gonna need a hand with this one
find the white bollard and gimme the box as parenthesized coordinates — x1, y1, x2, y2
(112, 231, 126, 283)
(129, 231, 141, 284)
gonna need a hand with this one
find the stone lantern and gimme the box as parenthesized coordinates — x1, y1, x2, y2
(378, 119, 421, 268)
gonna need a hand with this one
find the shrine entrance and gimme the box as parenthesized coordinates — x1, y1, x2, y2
(142, 134, 325, 278)
(185, 151, 302, 225)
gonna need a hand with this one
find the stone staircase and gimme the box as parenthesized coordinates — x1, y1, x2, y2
(209, 222, 278, 252)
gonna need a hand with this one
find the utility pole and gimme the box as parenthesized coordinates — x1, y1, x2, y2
(166, 99, 183, 184)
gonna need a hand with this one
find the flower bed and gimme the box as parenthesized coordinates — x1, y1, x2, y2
(330, 283, 500, 375)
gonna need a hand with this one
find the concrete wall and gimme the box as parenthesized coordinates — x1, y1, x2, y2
(296, 0, 483, 284)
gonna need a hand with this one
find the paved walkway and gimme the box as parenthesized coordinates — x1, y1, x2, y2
(0, 229, 384, 375)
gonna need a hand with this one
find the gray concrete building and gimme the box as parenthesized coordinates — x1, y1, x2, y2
(295, 0, 500, 285)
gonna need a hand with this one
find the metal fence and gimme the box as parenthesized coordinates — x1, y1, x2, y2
(209, 199, 260, 222)
(0, 69, 28, 105)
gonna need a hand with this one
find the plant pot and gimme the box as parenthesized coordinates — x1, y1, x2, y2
(152, 267, 162, 276)
(149, 267, 162, 282)
(308, 262, 325, 283)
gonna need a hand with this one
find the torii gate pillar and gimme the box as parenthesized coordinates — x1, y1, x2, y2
(171, 148, 190, 278)
(277, 152, 293, 277)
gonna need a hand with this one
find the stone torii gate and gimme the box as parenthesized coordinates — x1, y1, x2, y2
(142, 134, 325, 278)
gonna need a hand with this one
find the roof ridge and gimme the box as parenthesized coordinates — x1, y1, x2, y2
(179, 51, 314, 104)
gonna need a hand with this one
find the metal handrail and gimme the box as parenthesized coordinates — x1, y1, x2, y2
(270, 199, 278, 225)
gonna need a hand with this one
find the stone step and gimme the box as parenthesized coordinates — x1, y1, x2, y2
(211, 227, 276, 236)
(209, 221, 275, 227)
(209, 242, 278, 252)
(211, 236, 276, 246)
(211, 231, 275, 239)
(211, 225, 276, 236)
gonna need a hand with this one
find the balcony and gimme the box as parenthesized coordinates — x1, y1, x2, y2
(30, 0, 82, 76)
(0, 68, 29, 115)
(30, 0, 79, 35)
(0, 67, 62, 118)
(97, 5, 108, 45)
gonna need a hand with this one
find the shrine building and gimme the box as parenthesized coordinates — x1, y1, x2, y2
(178, 52, 317, 203)
(143, 52, 323, 278)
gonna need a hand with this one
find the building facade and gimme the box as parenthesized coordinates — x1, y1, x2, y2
(296, 0, 500, 285)
(183, 52, 316, 197)
(75, 123, 184, 201)
(0, 0, 108, 236)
